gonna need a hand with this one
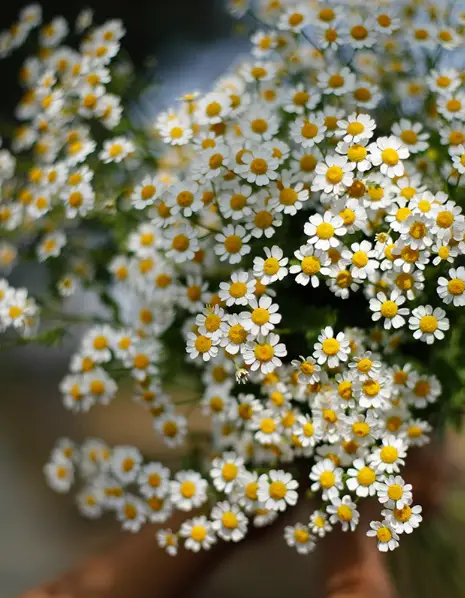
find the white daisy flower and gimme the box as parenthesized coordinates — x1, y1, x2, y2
(165, 224, 199, 263)
(292, 414, 320, 448)
(346, 459, 380, 497)
(368, 436, 407, 474)
(309, 510, 332, 538)
(253, 245, 289, 285)
(99, 136, 135, 163)
(284, 524, 315, 554)
(180, 516, 216, 552)
(170, 470, 208, 511)
(327, 495, 360, 532)
(369, 289, 409, 329)
(154, 413, 187, 448)
(290, 245, 331, 287)
(211, 501, 248, 541)
(215, 224, 251, 265)
(368, 136, 409, 178)
(337, 113, 376, 144)
(186, 331, 219, 362)
(252, 409, 283, 445)
(313, 326, 351, 368)
(219, 271, 256, 307)
(309, 458, 343, 501)
(257, 469, 299, 512)
(283, 83, 321, 114)
(156, 529, 178, 556)
(210, 452, 244, 493)
(367, 520, 399, 551)
(377, 476, 413, 510)
(195, 92, 231, 125)
(408, 305, 450, 344)
(391, 120, 429, 154)
(117, 495, 147, 533)
(236, 146, 280, 186)
(290, 114, 327, 148)
(240, 295, 281, 337)
(318, 67, 356, 96)
(437, 266, 465, 306)
(312, 155, 355, 196)
(270, 172, 309, 215)
(342, 240, 379, 280)
(382, 505, 423, 535)
(243, 333, 287, 374)
(138, 462, 170, 499)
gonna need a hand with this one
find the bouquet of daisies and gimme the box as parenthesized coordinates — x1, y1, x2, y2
(2, 0, 465, 557)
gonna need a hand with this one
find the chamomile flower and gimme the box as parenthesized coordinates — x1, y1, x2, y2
(210, 452, 244, 493)
(236, 146, 280, 186)
(309, 458, 343, 501)
(337, 113, 376, 144)
(240, 295, 281, 337)
(155, 413, 187, 448)
(369, 436, 407, 474)
(219, 271, 255, 307)
(252, 409, 283, 445)
(367, 520, 399, 551)
(270, 173, 309, 216)
(377, 476, 412, 510)
(346, 459, 380, 497)
(383, 504, 423, 535)
(290, 115, 327, 148)
(257, 469, 298, 512)
(118, 495, 147, 533)
(253, 245, 288, 285)
(215, 224, 251, 264)
(368, 136, 409, 178)
(369, 289, 409, 330)
(243, 333, 287, 374)
(327, 495, 360, 532)
(284, 524, 315, 554)
(131, 176, 163, 210)
(99, 136, 135, 163)
(211, 501, 248, 541)
(318, 67, 356, 96)
(156, 529, 178, 556)
(391, 120, 429, 154)
(437, 266, 465, 306)
(313, 327, 351, 368)
(170, 470, 208, 511)
(180, 516, 216, 552)
(138, 462, 170, 499)
(312, 155, 355, 195)
(408, 305, 449, 344)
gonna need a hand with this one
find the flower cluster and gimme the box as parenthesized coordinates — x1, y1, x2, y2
(2, 0, 465, 557)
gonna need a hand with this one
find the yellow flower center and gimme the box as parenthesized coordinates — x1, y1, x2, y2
(229, 281, 247, 298)
(380, 446, 399, 464)
(448, 278, 465, 295)
(224, 234, 242, 254)
(381, 148, 399, 166)
(363, 379, 380, 396)
(206, 101, 221, 117)
(222, 512, 238, 529)
(280, 187, 298, 205)
(177, 191, 194, 207)
(447, 99, 461, 112)
(436, 210, 454, 228)
(269, 481, 287, 499)
(320, 471, 335, 488)
(322, 338, 340, 355)
(245, 482, 259, 500)
(347, 121, 365, 136)
(254, 343, 275, 362)
(263, 257, 280, 275)
(338, 380, 352, 401)
(230, 193, 247, 210)
(337, 505, 353, 521)
(394, 505, 412, 522)
(250, 158, 268, 175)
(409, 221, 426, 239)
(352, 251, 368, 268)
(260, 418, 276, 434)
(252, 307, 270, 325)
(303, 422, 314, 437)
(172, 234, 189, 252)
(191, 525, 207, 542)
(400, 129, 418, 145)
(209, 153, 224, 170)
(222, 463, 238, 481)
(228, 324, 248, 345)
(325, 166, 344, 184)
(294, 529, 309, 543)
(301, 122, 319, 138)
(194, 335, 212, 353)
(293, 90, 309, 105)
(377, 527, 392, 542)
(180, 481, 196, 498)
(251, 118, 268, 134)
(347, 145, 367, 162)
(204, 314, 221, 332)
(380, 300, 398, 318)
(301, 256, 321, 275)
(419, 315, 438, 333)
(388, 484, 403, 501)
(316, 222, 335, 239)
(357, 466, 376, 486)
(351, 25, 368, 40)
(328, 74, 344, 88)
(352, 422, 370, 437)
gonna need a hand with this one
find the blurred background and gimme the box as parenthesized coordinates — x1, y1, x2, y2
(2, 1, 465, 597)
